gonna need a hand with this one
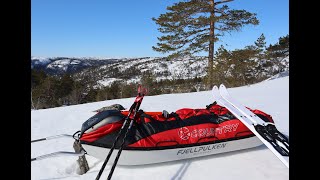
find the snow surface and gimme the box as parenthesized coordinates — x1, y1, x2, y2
(31, 76, 289, 180)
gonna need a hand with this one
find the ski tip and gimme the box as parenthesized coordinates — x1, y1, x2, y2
(220, 84, 226, 89)
(212, 85, 219, 91)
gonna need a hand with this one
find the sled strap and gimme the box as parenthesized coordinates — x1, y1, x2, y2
(170, 112, 181, 121)
(162, 110, 181, 121)
(206, 101, 217, 109)
(140, 111, 156, 123)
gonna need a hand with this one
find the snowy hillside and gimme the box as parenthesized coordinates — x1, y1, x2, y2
(92, 56, 207, 87)
(32, 56, 289, 89)
(31, 76, 289, 180)
(31, 56, 123, 74)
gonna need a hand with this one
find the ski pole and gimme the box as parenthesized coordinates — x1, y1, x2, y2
(31, 151, 85, 161)
(95, 85, 147, 180)
(106, 89, 146, 180)
(31, 134, 73, 143)
(94, 103, 135, 180)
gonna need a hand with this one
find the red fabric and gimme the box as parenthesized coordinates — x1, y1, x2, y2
(121, 104, 273, 124)
(80, 121, 123, 142)
(251, 109, 274, 123)
(80, 104, 273, 146)
(128, 119, 252, 148)
(175, 108, 211, 119)
(143, 114, 168, 123)
(207, 105, 230, 115)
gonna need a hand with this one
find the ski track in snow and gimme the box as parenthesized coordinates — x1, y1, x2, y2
(31, 76, 289, 180)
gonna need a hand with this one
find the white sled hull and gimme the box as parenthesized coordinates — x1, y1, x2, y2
(82, 136, 262, 165)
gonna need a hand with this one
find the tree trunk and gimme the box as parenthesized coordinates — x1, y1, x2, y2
(207, 0, 215, 88)
(31, 90, 36, 110)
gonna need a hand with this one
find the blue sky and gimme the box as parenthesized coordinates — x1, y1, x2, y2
(31, 0, 288, 57)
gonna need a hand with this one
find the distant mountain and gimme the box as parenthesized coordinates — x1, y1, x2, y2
(71, 56, 208, 88)
(31, 55, 289, 88)
(31, 56, 125, 75)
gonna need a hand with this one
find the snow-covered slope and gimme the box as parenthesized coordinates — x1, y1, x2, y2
(93, 57, 207, 85)
(31, 56, 121, 74)
(31, 76, 289, 180)
(31, 55, 289, 90)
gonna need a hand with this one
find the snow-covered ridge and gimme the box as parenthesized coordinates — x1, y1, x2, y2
(31, 56, 208, 83)
(31, 56, 132, 74)
(31, 55, 289, 89)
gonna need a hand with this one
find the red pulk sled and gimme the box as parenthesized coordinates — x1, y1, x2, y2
(79, 102, 274, 166)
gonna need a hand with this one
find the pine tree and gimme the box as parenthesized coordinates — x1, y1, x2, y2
(106, 81, 121, 100)
(57, 73, 74, 98)
(70, 81, 86, 104)
(253, 34, 268, 79)
(266, 34, 289, 58)
(277, 35, 289, 56)
(212, 45, 231, 84)
(266, 34, 289, 73)
(83, 89, 98, 103)
(152, 0, 259, 87)
(255, 33, 266, 54)
(215, 45, 231, 62)
(31, 69, 47, 88)
(229, 46, 257, 85)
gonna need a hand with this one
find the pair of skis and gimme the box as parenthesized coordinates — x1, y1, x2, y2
(212, 84, 289, 168)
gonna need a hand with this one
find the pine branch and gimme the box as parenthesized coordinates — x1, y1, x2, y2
(214, 0, 234, 6)
(214, 5, 229, 15)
